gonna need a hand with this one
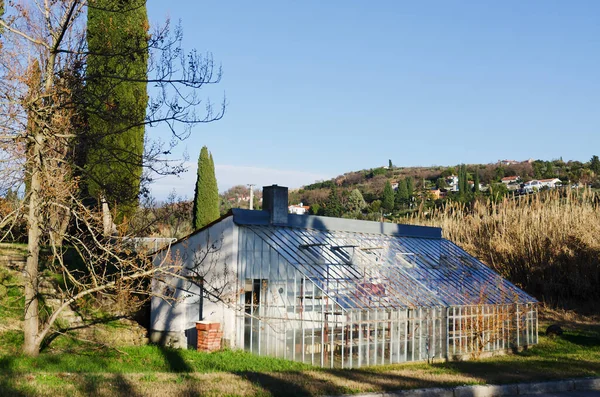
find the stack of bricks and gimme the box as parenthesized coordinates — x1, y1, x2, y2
(196, 321, 223, 352)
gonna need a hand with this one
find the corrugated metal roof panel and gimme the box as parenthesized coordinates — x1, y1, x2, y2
(244, 225, 536, 310)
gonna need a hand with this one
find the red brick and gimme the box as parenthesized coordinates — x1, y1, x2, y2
(196, 322, 223, 352)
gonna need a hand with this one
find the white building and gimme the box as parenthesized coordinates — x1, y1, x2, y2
(288, 203, 310, 215)
(446, 175, 459, 192)
(501, 176, 520, 185)
(539, 178, 562, 189)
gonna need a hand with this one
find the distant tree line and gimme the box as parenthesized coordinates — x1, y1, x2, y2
(289, 156, 600, 221)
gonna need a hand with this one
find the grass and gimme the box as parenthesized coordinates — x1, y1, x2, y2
(0, 320, 598, 396)
(0, 346, 312, 374)
(0, 242, 27, 256)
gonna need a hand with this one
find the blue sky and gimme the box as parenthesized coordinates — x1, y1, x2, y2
(146, 1, 600, 199)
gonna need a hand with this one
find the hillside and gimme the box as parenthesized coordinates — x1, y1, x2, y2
(288, 157, 600, 218)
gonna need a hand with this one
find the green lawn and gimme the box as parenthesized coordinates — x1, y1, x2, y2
(0, 323, 598, 396)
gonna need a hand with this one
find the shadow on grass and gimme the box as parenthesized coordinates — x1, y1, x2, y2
(234, 371, 315, 397)
(0, 356, 28, 397)
(76, 373, 144, 397)
(326, 368, 454, 391)
(228, 368, 470, 397)
(433, 356, 600, 385)
(561, 333, 600, 347)
(157, 347, 193, 372)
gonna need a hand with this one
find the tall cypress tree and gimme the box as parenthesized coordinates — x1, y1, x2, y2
(85, 0, 149, 219)
(382, 181, 395, 213)
(395, 179, 408, 209)
(458, 164, 468, 194)
(324, 186, 343, 217)
(193, 146, 220, 229)
(474, 171, 480, 193)
(406, 177, 414, 198)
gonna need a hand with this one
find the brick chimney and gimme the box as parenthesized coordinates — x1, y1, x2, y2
(262, 185, 288, 225)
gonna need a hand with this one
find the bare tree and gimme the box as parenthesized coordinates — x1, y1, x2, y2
(0, 1, 225, 356)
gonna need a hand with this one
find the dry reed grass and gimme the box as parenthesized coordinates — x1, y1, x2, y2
(409, 189, 600, 307)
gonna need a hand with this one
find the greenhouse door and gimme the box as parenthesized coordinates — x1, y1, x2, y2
(244, 279, 262, 352)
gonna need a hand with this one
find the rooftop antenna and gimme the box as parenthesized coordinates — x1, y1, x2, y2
(247, 184, 255, 210)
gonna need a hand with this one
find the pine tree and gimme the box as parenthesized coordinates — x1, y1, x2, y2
(406, 177, 414, 198)
(323, 186, 343, 217)
(395, 179, 408, 209)
(474, 171, 480, 193)
(346, 188, 367, 213)
(382, 181, 395, 213)
(85, 0, 149, 219)
(192, 146, 220, 229)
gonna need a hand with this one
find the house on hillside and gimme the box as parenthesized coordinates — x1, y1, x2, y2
(446, 175, 459, 192)
(499, 160, 519, 166)
(539, 178, 562, 189)
(288, 203, 310, 215)
(501, 176, 521, 185)
(429, 188, 448, 200)
(523, 178, 562, 193)
(523, 180, 542, 193)
(151, 185, 538, 368)
(467, 181, 483, 191)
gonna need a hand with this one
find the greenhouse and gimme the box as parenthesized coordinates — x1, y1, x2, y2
(151, 185, 538, 368)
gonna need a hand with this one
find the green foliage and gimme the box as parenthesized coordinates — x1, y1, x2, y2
(532, 160, 544, 179)
(458, 164, 468, 194)
(346, 189, 367, 213)
(323, 186, 343, 217)
(473, 171, 480, 193)
(591, 155, 600, 175)
(435, 177, 447, 189)
(0, 331, 24, 356)
(309, 203, 321, 215)
(440, 167, 455, 178)
(304, 180, 334, 190)
(406, 177, 414, 197)
(368, 200, 382, 214)
(382, 181, 395, 213)
(395, 179, 408, 209)
(0, 266, 24, 323)
(489, 183, 509, 201)
(85, 0, 149, 219)
(544, 161, 556, 178)
(368, 167, 387, 179)
(192, 147, 220, 229)
(495, 166, 505, 181)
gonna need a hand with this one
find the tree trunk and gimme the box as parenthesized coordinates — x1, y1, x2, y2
(49, 206, 70, 247)
(23, 137, 43, 357)
(101, 196, 116, 236)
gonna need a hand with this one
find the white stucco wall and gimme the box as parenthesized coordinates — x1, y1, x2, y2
(150, 216, 239, 348)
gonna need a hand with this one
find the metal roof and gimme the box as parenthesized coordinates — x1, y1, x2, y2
(232, 208, 442, 239)
(244, 224, 536, 311)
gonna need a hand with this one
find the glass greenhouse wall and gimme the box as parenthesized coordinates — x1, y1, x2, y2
(235, 224, 537, 368)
